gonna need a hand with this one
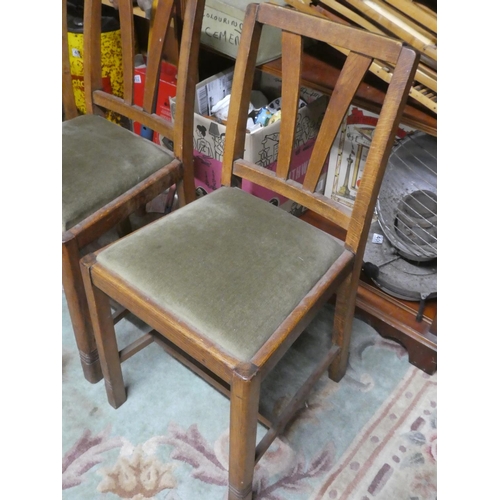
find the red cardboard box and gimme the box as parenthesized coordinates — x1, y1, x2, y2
(133, 59, 177, 143)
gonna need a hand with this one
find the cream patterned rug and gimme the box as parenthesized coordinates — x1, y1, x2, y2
(62, 293, 436, 499)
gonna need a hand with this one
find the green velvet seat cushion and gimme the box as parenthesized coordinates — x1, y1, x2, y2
(96, 187, 345, 361)
(62, 114, 175, 231)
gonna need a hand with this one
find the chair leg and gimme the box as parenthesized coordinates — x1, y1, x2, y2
(228, 364, 261, 500)
(329, 273, 359, 382)
(62, 237, 103, 383)
(80, 257, 127, 409)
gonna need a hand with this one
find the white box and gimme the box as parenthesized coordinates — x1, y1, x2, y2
(201, 0, 285, 65)
(177, 67, 329, 214)
(324, 105, 415, 211)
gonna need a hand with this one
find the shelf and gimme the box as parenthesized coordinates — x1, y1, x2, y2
(200, 43, 437, 137)
(259, 43, 437, 137)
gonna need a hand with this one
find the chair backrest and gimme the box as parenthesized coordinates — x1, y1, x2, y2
(82, 0, 206, 202)
(222, 3, 419, 257)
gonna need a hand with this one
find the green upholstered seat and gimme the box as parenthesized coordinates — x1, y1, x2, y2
(62, 114, 175, 231)
(96, 187, 345, 361)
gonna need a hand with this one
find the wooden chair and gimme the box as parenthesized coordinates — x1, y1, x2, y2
(80, 3, 419, 498)
(62, 0, 205, 383)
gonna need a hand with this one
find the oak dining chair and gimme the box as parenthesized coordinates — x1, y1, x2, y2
(62, 0, 205, 383)
(80, 3, 419, 498)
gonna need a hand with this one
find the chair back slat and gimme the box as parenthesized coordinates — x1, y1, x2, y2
(62, 0, 78, 120)
(142, 0, 176, 114)
(117, 0, 136, 106)
(220, 5, 263, 188)
(172, 0, 205, 191)
(83, 0, 104, 114)
(91, 91, 174, 136)
(345, 46, 417, 253)
(233, 159, 353, 228)
(222, 2, 419, 252)
(275, 31, 303, 180)
(302, 51, 372, 192)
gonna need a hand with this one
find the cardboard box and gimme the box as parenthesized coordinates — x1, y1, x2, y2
(133, 59, 177, 143)
(324, 105, 415, 211)
(178, 67, 329, 214)
(201, 0, 285, 66)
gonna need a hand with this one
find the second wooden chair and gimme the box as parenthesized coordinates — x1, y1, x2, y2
(62, 0, 205, 383)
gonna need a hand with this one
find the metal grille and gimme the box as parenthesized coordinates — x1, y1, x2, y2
(363, 131, 437, 303)
(377, 132, 437, 263)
